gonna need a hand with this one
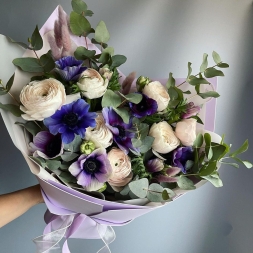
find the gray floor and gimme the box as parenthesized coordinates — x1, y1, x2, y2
(0, 0, 253, 252)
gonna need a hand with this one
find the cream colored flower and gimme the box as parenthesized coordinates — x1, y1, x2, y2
(84, 113, 113, 148)
(20, 78, 66, 121)
(77, 68, 108, 99)
(107, 148, 133, 187)
(175, 118, 197, 146)
(99, 67, 113, 80)
(149, 121, 180, 154)
(142, 81, 170, 111)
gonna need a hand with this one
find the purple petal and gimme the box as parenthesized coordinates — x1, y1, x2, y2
(77, 171, 92, 186)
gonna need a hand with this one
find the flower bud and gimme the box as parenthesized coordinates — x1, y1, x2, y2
(136, 76, 151, 91)
(80, 140, 96, 155)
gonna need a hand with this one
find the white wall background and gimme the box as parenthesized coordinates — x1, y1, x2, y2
(0, 0, 253, 252)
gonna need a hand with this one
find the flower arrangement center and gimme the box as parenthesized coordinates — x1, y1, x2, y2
(83, 158, 101, 174)
(63, 112, 79, 127)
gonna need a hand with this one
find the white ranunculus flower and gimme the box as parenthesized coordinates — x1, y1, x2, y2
(84, 113, 113, 148)
(175, 118, 197, 146)
(107, 148, 133, 187)
(20, 78, 66, 121)
(77, 68, 108, 99)
(149, 121, 180, 154)
(99, 67, 113, 80)
(142, 81, 170, 111)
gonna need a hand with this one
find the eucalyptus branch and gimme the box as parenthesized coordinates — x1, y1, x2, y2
(176, 62, 221, 88)
(0, 82, 20, 105)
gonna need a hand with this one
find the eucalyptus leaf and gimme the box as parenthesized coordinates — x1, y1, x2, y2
(98, 52, 110, 64)
(198, 91, 220, 99)
(187, 62, 192, 78)
(15, 121, 41, 136)
(139, 136, 154, 153)
(230, 157, 253, 169)
(177, 176, 196, 190)
(7, 36, 32, 49)
(212, 51, 222, 64)
(31, 25, 43, 51)
(120, 185, 130, 196)
(70, 11, 91, 36)
(210, 143, 226, 161)
(0, 103, 22, 117)
(64, 135, 82, 152)
(229, 139, 249, 157)
(40, 51, 55, 72)
(128, 178, 149, 198)
(94, 21, 110, 43)
(13, 57, 43, 73)
(71, 0, 88, 14)
(188, 76, 210, 86)
(120, 92, 142, 104)
(164, 188, 176, 199)
(217, 63, 229, 68)
(46, 160, 61, 171)
(0, 88, 7, 95)
(113, 107, 130, 124)
(111, 55, 127, 68)
(61, 152, 79, 162)
(220, 161, 239, 169)
(199, 161, 217, 176)
(147, 183, 165, 202)
(29, 156, 46, 168)
(162, 190, 170, 200)
(201, 171, 223, 187)
(167, 72, 175, 88)
(132, 138, 142, 148)
(6, 73, 15, 92)
(193, 133, 203, 148)
(103, 47, 114, 56)
(85, 10, 94, 17)
(59, 171, 77, 183)
(74, 46, 96, 60)
(200, 53, 208, 72)
(102, 90, 121, 108)
(204, 67, 224, 78)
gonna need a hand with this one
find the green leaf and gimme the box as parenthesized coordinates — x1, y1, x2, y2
(212, 51, 222, 64)
(46, 160, 61, 171)
(177, 176, 196, 190)
(64, 135, 82, 152)
(199, 161, 217, 176)
(85, 10, 94, 17)
(210, 143, 226, 161)
(132, 138, 142, 148)
(162, 189, 170, 200)
(59, 171, 77, 183)
(201, 171, 223, 187)
(188, 76, 210, 86)
(198, 91, 220, 99)
(91, 38, 108, 48)
(101, 90, 121, 108)
(191, 115, 203, 124)
(103, 47, 114, 56)
(111, 55, 127, 68)
(187, 62, 192, 78)
(113, 107, 130, 123)
(71, 0, 87, 14)
(139, 136, 154, 153)
(6, 73, 15, 92)
(31, 26, 43, 51)
(204, 133, 212, 159)
(147, 183, 167, 202)
(230, 157, 253, 169)
(15, 121, 41, 136)
(74, 46, 96, 60)
(120, 185, 130, 196)
(94, 21, 110, 44)
(40, 51, 55, 72)
(193, 133, 203, 148)
(220, 161, 239, 169)
(217, 63, 229, 68)
(204, 67, 224, 78)
(29, 156, 46, 168)
(7, 36, 31, 49)
(200, 53, 208, 72)
(167, 72, 175, 88)
(13, 57, 43, 73)
(229, 139, 249, 157)
(128, 178, 148, 198)
(98, 52, 110, 64)
(61, 152, 79, 162)
(120, 92, 142, 104)
(0, 103, 22, 117)
(69, 11, 91, 36)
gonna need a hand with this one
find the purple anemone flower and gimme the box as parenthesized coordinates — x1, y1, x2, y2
(55, 56, 87, 81)
(173, 146, 194, 173)
(129, 93, 158, 118)
(30, 131, 63, 159)
(44, 99, 97, 144)
(146, 158, 164, 173)
(102, 107, 138, 154)
(182, 102, 201, 119)
(69, 148, 112, 191)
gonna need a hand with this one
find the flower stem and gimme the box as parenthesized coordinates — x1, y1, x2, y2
(0, 83, 20, 105)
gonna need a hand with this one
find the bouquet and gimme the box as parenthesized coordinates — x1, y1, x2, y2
(0, 1, 252, 252)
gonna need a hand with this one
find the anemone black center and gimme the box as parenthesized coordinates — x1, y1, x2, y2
(83, 158, 101, 174)
(45, 135, 62, 158)
(137, 99, 146, 111)
(115, 125, 125, 137)
(63, 112, 78, 127)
